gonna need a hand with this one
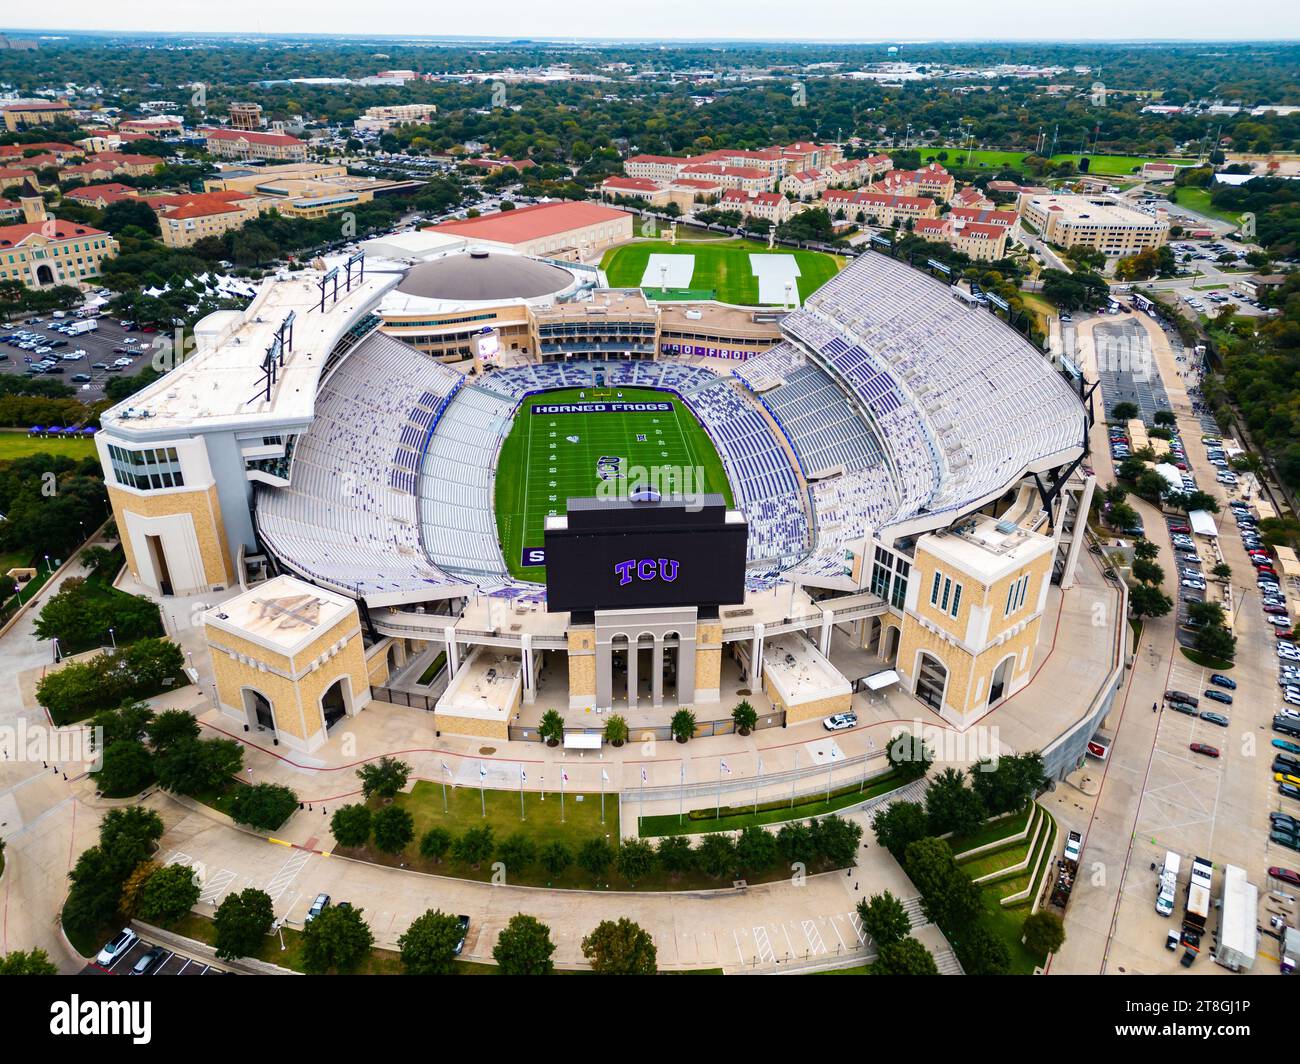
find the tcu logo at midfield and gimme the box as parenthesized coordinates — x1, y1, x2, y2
(614, 558, 680, 586)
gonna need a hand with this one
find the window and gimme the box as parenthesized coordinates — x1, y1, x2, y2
(1004, 574, 1031, 618)
(107, 443, 184, 491)
(930, 571, 942, 606)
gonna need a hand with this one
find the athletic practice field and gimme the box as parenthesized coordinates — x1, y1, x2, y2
(920, 148, 1187, 178)
(493, 386, 733, 582)
(600, 239, 842, 306)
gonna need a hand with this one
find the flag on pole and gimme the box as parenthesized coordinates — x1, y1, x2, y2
(520, 766, 527, 783)
(440, 760, 451, 777)
(601, 769, 610, 783)
(479, 762, 487, 778)
(641, 766, 648, 783)
(757, 756, 764, 774)
(562, 769, 569, 783)
(720, 759, 731, 774)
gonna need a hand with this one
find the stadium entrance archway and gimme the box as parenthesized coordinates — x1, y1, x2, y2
(915, 653, 948, 711)
(881, 624, 901, 664)
(591, 608, 699, 713)
(242, 688, 276, 734)
(320, 678, 350, 731)
(989, 654, 1016, 706)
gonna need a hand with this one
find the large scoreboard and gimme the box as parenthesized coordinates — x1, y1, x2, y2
(543, 494, 747, 613)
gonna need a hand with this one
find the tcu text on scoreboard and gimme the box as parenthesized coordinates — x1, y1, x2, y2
(660, 342, 756, 361)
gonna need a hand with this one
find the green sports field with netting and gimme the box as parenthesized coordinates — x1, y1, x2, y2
(493, 386, 733, 582)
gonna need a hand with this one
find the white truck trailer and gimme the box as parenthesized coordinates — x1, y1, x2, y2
(1214, 864, 1259, 972)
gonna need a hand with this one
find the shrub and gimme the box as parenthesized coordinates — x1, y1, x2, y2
(538, 709, 565, 745)
(614, 838, 656, 886)
(731, 700, 757, 734)
(655, 835, 695, 877)
(576, 837, 613, 880)
(540, 841, 573, 878)
(452, 826, 495, 868)
(603, 714, 629, 746)
(497, 832, 538, 875)
(670, 708, 696, 742)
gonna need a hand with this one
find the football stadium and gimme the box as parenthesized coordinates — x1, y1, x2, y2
(95, 214, 1112, 774)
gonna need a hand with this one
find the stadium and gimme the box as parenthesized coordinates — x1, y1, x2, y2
(95, 216, 1103, 770)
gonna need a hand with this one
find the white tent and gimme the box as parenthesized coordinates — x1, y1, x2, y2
(1188, 509, 1218, 537)
(863, 669, 900, 690)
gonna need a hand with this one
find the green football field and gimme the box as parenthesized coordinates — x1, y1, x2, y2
(493, 386, 733, 582)
(600, 239, 843, 306)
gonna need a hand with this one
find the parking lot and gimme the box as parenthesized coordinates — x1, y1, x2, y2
(0, 313, 160, 404)
(82, 932, 231, 976)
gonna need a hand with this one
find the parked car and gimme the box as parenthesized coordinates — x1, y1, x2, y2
(130, 945, 168, 976)
(823, 713, 858, 731)
(305, 893, 330, 923)
(1269, 867, 1300, 888)
(454, 914, 471, 955)
(95, 928, 139, 967)
(1200, 711, 1230, 727)
(1210, 674, 1236, 690)
(1189, 742, 1220, 758)
(1204, 690, 1233, 705)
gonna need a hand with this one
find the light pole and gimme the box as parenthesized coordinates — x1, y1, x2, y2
(44, 553, 52, 574)
(108, 627, 116, 649)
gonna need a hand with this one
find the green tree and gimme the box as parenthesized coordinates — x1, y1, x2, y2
(98, 806, 165, 879)
(603, 714, 629, 746)
(135, 862, 201, 924)
(925, 767, 988, 837)
(229, 783, 298, 831)
(146, 708, 200, 751)
(1194, 624, 1237, 662)
(776, 821, 816, 866)
(303, 903, 375, 974)
(0, 948, 59, 975)
(398, 908, 465, 975)
(356, 756, 411, 802)
(904, 837, 983, 929)
(94, 739, 154, 797)
(372, 805, 415, 854)
(871, 800, 929, 860)
(1111, 402, 1139, 421)
(954, 924, 1012, 975)
(577, 837, 614, 881)
(655, 835, 695, 878)
(154, 737, 242, 795)
(497, 832, 538, 874)
(873, 937, 939, 975)
(857, 890, 912, 949)
(452, 825, 495, 868)
(540, 841, 573, 878)
(886, 732, 933, 781)
(735, 824, 778, 873)
(1128, 582, 1173, 620)
(419, 827, 453, 863)
(331, 804, 372, 848)
(614, 838, 657, 885)
(581, 917, 657, 975)
(695, 833, 738, 878)
(1022, 910, 1067, 956)
(493, 913, 555, 975)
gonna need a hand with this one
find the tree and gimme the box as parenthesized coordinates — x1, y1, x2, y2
(969, 753, 1045, 816)
(615, 838, 657, 885)
(230, 783, 299, 831)
(872, 800, 929, 860)
(1111, 402, 1139, 421)
(154, 737, 242, 796)
(497, 832, 538, 875)
(95, 739, 154, 797)
(1194, 624, 1237, 662)
(695, 833, 738, 878)
(873, 937, 939, 975)
(603, 713, 628, 746)
(925, 767, 988, 837)
(147, 709, 200, 751)
(398, 909, 465, 975)
(1131, 557, 1165, 586)
(0, 948, 59, 975)
(731, 699, 758, 734)
(98, 806, 164, 879)
(1133, 539, 1160, 562)
(538, 709, 565, 745)
(135, 862, 200, 924)
(303, 903, 375, 974)
(581, 917, 657, 975)
(670, 708, 696, 742)
(493, 913, 556, 975)
(1128, 582, 1173, 620)
(372, 806, 415, 854)
(577, 837, 614, 881)
(331, 804, 372, 848)
(857, 890, 912, 949)
(655, 835, 695, 878)
(954, 924, 1011, 975)
(356, 756, 410, 802)
(1153, 409, 1176, 427)
(1212, 563, 1232, 580)
(540, 841, 573, 878)
(886, 732, 933, 781)
(735, 824, 777, 873)
(118, 860, 159, 918)
(452, 826, 495, 868)
(809, 815, 864, 867)
(776, 821, 816, 866)
(904, 837, 982, 929)
(1022, 910, 1067, 956)
(419, 827, 452, 863)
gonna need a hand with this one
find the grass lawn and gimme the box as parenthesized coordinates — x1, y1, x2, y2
(1181, 647, 1235, 671)
(165, 912, 407, 974)
(921, 148, 1186, 178)
(493, 385, 733, 582)
(601, 238, 842, 305)
(639, 770, 904, 837)
(417, 651, 447, 686)
(946, 807, 1033, 856)
(1018, 291, 1057, 334)
(0, 430, 98, 461)
(1173, 186, 1243, 226)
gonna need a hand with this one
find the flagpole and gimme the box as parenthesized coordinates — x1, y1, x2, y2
(678, 761, 685, 825)
(716, 759, 722, 820)
(560, 768, 566, 823)
(479, 760, 486, 817)
(519, 764, 525, 820)
(826, 750, 834, 804)
(440, 761, 449, 814)
(600, 770, 606, 825)
(792, 748, 798, 809)
(755, 756, 762, 814)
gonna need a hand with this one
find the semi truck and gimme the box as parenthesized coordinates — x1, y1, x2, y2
(1183, 856, 1213, 936)
(1214, 864, 1259, 973)
(1155, 851, 1180, 917)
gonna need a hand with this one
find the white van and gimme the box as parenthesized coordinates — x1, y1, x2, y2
(1156, 851, 1180, 916)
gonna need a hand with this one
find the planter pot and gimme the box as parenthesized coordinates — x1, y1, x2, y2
(611, 739, 624, 748)
(674, 735, 688, 744)
(738, 727, 752, 736)
(545, 739, 559, 748)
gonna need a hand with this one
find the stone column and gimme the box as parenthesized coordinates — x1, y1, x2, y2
(652, 639, 664, 707)
(521, 634, 535, 705)
(443, 626, 460, 678)
(627, 639, 639, 711)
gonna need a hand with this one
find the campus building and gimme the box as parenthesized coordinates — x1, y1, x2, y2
(821, 188, 939, 226)
(425, 201, 633, 260)
(152, 190, 265, 248)
(0, 184, 118, 288)
(1, 99, 71, 131)
(202, 127, 308, 163)
(1017, 191, 1170, 255)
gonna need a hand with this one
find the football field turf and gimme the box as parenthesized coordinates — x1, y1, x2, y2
(493, 386, 734, 582)
(600, 239, 842, 306)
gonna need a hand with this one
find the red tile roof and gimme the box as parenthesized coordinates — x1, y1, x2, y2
(948, 207, 1017, 227)
(602, 176, 661, 192)
(0, 219, 108, 246)
(202, 127, 304, 147)
(427, 201, 630, 245)
(64, 182, 136, 202)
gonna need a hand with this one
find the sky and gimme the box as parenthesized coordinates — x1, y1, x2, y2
(9, 2, 1300, 43)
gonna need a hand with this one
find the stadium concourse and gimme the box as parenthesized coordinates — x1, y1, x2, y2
(94, 238, 1119, 778)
